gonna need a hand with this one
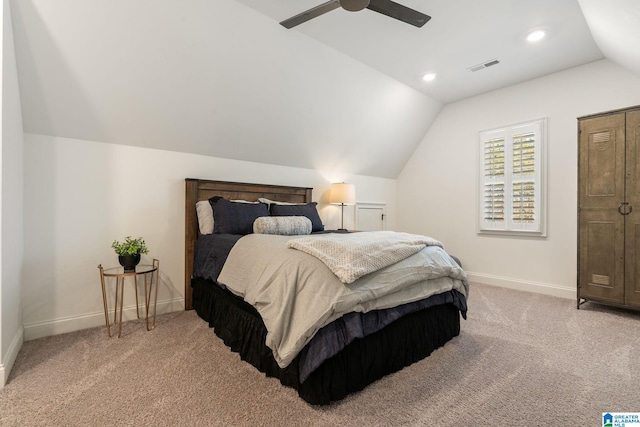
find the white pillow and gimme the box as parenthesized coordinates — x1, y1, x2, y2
(253, 216, 312, 236)
(258, 198, 300, 208)
(196, 201, 214, 235)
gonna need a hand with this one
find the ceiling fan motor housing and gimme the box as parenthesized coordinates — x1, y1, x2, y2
(280, 0, 430, 29)
(341, 0, 370, 12)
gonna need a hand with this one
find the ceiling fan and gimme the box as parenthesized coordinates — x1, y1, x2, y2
(280, 0, 431, 29)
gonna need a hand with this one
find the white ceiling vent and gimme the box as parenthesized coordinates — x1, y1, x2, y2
(468, 58, 500, 72)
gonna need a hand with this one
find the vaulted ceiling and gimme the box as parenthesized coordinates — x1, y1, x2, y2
(238, 0, 604, 103)
(9, 0, 640, 178)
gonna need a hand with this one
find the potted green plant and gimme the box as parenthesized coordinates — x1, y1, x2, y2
(111, 236, 149, 272)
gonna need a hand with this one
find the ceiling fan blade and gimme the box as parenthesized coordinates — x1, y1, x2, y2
(280, 1, 341, 29)
(366, 0, 431, 27)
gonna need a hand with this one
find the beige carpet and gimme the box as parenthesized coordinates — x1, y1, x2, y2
(2, 283, 639, 426)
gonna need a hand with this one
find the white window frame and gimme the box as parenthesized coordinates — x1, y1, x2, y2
(478, 117, 548, 237)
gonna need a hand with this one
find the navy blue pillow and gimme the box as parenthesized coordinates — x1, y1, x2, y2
(210, 198, 268, 235)
(270, 203, 324, 232)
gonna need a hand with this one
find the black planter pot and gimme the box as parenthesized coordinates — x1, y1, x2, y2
(118, 254, 141, 272)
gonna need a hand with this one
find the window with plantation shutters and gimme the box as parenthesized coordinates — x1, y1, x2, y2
(478, 118, 547, 236)
(483, 135, 505, 223)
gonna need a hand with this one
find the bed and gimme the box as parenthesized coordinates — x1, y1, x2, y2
(184, 178, 468, 405)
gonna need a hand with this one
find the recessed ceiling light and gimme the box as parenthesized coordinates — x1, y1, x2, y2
(422, 73, 436, 82)
(526, 30, 546, 42)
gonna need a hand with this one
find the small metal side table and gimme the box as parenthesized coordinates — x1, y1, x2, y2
(97, 259, 159, 338)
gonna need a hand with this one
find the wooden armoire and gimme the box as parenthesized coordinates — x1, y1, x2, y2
(578, 105, 640, 309)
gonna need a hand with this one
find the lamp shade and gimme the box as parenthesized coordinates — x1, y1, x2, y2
(330, 183, 356, 205)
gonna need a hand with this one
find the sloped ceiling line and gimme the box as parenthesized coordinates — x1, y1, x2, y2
(11, 0, 640, 179)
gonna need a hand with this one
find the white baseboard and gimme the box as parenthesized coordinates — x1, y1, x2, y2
(466, 272, 575, 300)
(23, 298, 184, 341)
(1, 325, 24, 388)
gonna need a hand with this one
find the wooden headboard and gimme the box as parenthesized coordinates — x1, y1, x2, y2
(184, 178, 313, 310)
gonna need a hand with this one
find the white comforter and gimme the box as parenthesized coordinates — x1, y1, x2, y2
(217, 232, 469, 368)
(287, 231, 444, 283)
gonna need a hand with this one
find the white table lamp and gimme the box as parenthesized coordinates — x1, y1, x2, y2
(330, 183, 356, 231)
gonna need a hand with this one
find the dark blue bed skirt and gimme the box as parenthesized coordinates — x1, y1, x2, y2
(191, 277, 463, 405)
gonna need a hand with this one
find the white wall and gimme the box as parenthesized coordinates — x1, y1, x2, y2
(397, 59, 640, 299)
(22, 133, 397, 340)
(1, 0, 24, 387)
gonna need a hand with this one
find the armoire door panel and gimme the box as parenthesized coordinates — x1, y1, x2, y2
(578, 210, 624, 303)
(579, 113, 625, 210)
(628, 110, 640, 203)
(625, 110, 640, 307)
(625, 216, 640, 306)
